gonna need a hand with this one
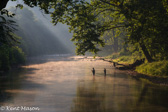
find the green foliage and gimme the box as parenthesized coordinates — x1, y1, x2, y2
(105, 53, 119, 59)
(0, 46, 10, 71)
(2, 0, 168, 60)
(0, 3, 19, 46)
(118, 56, 132, 62)
(0, 9, 24, 71)
(113, 55, 136, 65)
(26, 0, 168, 60)
(0, 45, 25, 71)
(9, 46, 25, 65)
(106, 50, 144, 65)
(136, 61, 168, 76)
(0, 15, 20, 46)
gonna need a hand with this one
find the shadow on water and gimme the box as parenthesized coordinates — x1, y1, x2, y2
(0, 67, 45, 105)
(71, 71, 168, 112)
(71, 79, 106, 112)
(134, 84, 168, 111)
(1, 55, 168, 112)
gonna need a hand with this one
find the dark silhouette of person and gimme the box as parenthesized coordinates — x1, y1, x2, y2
(113, 62, 116, 67)
(104, 68, 106, 76)
(92, 68, 95, 76)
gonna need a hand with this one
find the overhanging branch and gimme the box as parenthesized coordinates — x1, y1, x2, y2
(95, 8, 119, 17)
(101, 25, 125, 31)
(100, 0, 118, 7)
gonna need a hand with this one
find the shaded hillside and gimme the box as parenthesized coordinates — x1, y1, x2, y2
(12, 8, 71, 56)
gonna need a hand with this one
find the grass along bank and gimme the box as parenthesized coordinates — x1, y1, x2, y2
(105, 54, 168, 78)
(104, 54, 168, 85)
(136, 61, 168, 77)
(105, 53, 142, 65)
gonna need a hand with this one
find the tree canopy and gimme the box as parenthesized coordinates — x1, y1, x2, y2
(1, 0, 168, 62)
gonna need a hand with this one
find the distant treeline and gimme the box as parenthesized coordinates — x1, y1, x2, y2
(0, 8, 71, 71)
(0, 45, 25, 71)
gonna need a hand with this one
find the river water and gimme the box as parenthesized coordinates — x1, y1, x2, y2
(0, 55, 168, 112)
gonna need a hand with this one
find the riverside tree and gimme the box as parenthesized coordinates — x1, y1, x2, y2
(1, 0, 168, 62)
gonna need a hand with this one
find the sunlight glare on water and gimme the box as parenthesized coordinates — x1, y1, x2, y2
(0, 55, 168, 112)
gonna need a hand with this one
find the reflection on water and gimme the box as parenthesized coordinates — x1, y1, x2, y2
(71, 79, 106, 112)
(72, 76, 168, 112)
(0, 55, 168, 112)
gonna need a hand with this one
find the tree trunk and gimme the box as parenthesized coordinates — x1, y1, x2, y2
(139, 42, 153, 62)
(0, 0, 9, 11)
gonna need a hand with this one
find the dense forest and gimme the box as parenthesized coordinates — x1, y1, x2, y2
(0, 0, 168, 76)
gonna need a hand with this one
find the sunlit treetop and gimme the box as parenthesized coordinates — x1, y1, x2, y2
(1, 0, 168, 60)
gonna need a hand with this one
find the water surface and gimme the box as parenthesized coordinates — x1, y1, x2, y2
(0, 55, 168, 112)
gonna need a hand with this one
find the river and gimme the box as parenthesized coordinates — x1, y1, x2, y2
(0, 55, 168, 112)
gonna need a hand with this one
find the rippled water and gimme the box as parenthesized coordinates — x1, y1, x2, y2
(0, 55, 168, 112)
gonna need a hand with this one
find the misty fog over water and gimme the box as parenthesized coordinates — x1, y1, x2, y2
(1, 1, 168, 112)
(1, 55, 168, 112)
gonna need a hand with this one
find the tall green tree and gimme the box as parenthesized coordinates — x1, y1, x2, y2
(0, 1, 19, 46)
(0, 16, 19, 46)
(1, 0, 168, 61)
